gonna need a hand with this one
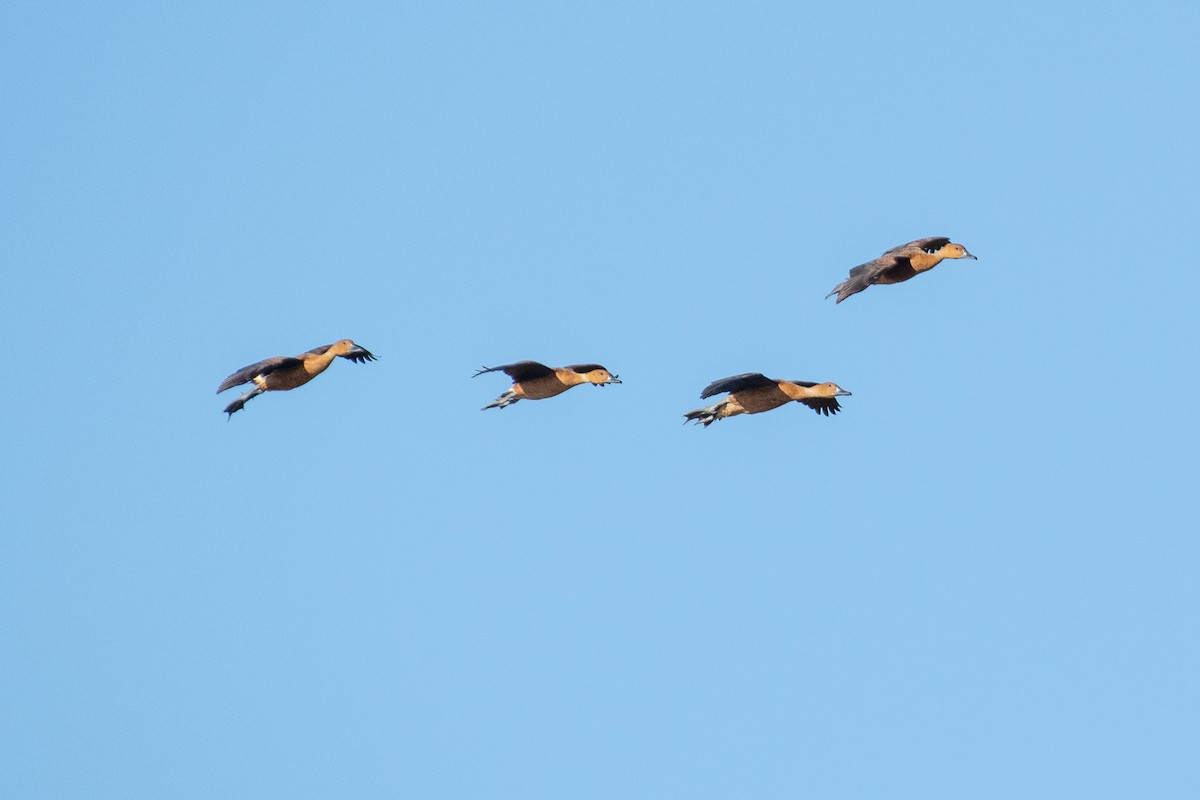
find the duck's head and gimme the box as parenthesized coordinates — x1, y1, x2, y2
(571, 365, 621, 386)
(335, 340, 378, 363)
(816, 382, 852, 398)
(942, 243, 977, 260)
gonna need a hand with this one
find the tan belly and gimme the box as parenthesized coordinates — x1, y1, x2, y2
(263, 368, 316, 392)
(876, 264, 919, 284)
(733, 387, 791, 415)
(520, 378, 571, 400)
(906, 252, 944, 273)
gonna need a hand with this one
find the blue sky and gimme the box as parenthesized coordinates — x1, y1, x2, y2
(4, 1, 1198, 797)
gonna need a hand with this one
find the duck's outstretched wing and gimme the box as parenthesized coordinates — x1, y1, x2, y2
(217, 356, 301, 393)
(799, 397, 842, 416)
(472, 360, 554, 382)
(826, 253, 901, 303)
(827, 237, 952, 303)
(339, 346, 377, 364)
(883, 237, 950, 257)
(303, 342, 378, 364)
(699, 372, 774, 399)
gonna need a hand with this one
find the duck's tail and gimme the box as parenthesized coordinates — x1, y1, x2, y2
(482, 390, 520, 410)
(223, 386, 265, 418)
(826, 265, 872, 304)
(683, 400, 725, 427)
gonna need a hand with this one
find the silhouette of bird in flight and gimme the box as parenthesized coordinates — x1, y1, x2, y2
(217, 339, 376, 417)
(684, 373, 850, 427)
(474, 360, 621, 410)
(827, 237, 976, 303)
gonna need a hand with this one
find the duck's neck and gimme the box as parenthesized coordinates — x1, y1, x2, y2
(554, 368, 587, 386)
(304, 348, 339, 376)
(908, 249, 946, 272)
(779, 382, 818, 401)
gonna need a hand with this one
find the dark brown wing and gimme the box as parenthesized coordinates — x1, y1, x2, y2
(304, 342, 377, 363)
(472, 360, 554, 382)
(339, 346, 377, 364)
(828, 238, 951, 302)
(799, 397, 842, 416)
(563, 363, 607, 374)
(885, 237, 950, 256)
(827, 253, 895, 301)
(699, 373, 775, 399)
(217, 356, 301, 393)
(828, 250, 911, 302)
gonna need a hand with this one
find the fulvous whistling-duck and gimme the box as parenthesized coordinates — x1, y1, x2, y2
(474, 360, 621, 410)
(217, 339, 377, 417)
(826, 237, 976, 303)
(683, 372, 850, 427)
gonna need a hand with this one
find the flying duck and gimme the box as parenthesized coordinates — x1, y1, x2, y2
(217, 339, 377, 417)
(826, 237, 976, 303)
(474, 361, 621, 410)
(684, 372, 850, 427)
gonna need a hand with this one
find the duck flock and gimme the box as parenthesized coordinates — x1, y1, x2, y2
(217, 236, 976, 424)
